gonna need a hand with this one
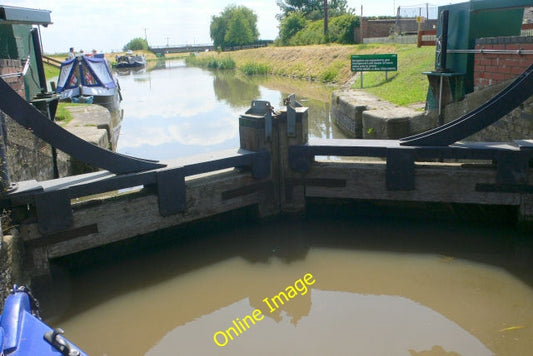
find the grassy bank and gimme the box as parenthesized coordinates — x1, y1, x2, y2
(189, 44, 435, 106)
(44, 63, 60, 79)
(358, 46, 435, 105)
(45, 44, 436, 106)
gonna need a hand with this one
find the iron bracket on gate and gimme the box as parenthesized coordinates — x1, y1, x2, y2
(241, 100, 274, 142)
(285, 94, 303, 137)
(386, 148, 415, 191)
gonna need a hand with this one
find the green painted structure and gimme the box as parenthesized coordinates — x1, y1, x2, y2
(0, 5, 52, 100)
(437, 0, 529, 94)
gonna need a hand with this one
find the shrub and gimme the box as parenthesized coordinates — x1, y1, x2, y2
(241, 62, 271, 75)
(185, 54, 235, 70)
(279, 12, 308, 45)
(278, 14, 359, 46)
(217, 56, 236, 70)
(289, 20, 326, 45)
(328, 14, 359, 44)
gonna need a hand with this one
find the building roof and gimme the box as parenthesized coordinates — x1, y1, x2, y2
(0, 5, 52, 26)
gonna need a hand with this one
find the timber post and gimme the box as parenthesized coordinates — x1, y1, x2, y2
(277, 95, 308, 213)
(239, 100, 278, 217)
(239, 96, 308, 216)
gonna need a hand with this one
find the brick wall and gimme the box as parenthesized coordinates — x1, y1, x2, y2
(443, 36, 533, 142)
(360, 18, 438, 39)
(474, 36, 533, 91)
(0, 59, 24, 98)
(361, 19, 395, 38)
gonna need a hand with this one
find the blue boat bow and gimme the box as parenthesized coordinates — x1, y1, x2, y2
(0, 286, 87, 356)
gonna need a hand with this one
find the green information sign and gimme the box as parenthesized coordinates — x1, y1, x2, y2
(351, 54, 398, 72)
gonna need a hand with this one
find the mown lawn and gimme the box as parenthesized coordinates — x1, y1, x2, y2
(355, 46, 435, 106)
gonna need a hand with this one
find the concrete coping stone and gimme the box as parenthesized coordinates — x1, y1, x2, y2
(334, 89, 391, 111)
(63, 105, 111, 128)
(363, 106, 424, 120)
(65, 126, 110, 149)
(59, 104, 113, 149)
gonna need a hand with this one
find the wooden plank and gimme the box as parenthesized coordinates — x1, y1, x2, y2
(302, 162, 525, 206)
(25, 224, 98, 248)
(38, 171, 262, 259)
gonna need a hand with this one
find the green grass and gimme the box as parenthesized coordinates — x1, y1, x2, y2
(320, 61, 346, 82)
(55, 103, 74, 124)
(185, 54, 236, 70)
(241, 62, 271, 75)
(44, 63, 60, 80)
(353, 46, 435, 106)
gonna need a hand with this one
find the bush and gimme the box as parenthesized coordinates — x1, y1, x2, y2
(290, 20, 326, 45)
(218, 56, 236, 69)
(241, 62, 271, 75)
(279, 12, 308, 45)
(278, 14, 359, 46)
(328, 14, 359, 44)
(185, 54, 236, 70)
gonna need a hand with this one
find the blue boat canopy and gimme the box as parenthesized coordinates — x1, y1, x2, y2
(57, 56, 116, 98)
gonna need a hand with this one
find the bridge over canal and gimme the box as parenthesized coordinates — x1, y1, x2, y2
(0, 62, 532, 283)
(149, 40, 272, 55)
(150, 44, 214, 55)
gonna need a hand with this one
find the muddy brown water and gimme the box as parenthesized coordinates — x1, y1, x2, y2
(44, 205, 532, 356)
(40, 61, 533, 355)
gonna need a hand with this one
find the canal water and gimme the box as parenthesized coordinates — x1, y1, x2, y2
(115, 60, 343, 161)
(45, 60, 533, 355)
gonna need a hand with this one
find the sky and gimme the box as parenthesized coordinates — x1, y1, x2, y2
(2, 0, 466, 54)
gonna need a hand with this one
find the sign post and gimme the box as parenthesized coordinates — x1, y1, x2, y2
(351, 54, 398, 88)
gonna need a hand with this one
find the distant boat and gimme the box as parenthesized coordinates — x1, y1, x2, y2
(56, 55, 122, 113)
(115, 51, 146, 68)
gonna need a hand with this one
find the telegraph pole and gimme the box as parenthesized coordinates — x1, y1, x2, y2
(324, 0, 329, 37)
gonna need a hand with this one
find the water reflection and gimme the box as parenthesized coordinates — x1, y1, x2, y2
(147, 291, 492, 355)
(213, 71, 261, 108)
(115, 59, 344, 160)
(48, 211, 533, 356)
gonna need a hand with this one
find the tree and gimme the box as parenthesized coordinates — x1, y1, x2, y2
(277, 0, 349, 21)
(210, 5, 259, 49)
(225, 11, 254, 46)
(123, 37, 148, 51)
(279, 11, 308, 45)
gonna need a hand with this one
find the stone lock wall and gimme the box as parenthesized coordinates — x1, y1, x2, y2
(0, 59, 58, 182)
(0, 59, 30, 303)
